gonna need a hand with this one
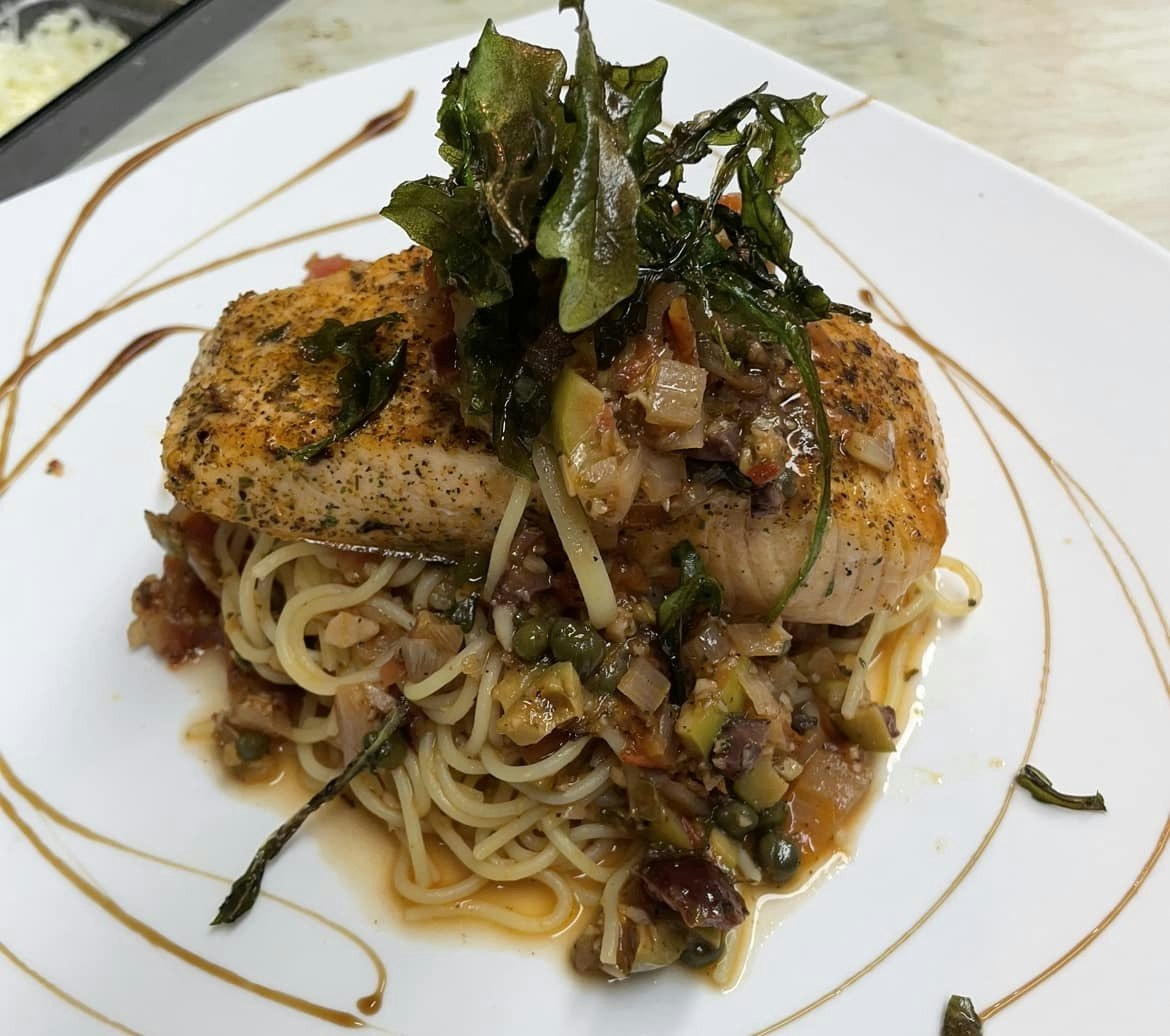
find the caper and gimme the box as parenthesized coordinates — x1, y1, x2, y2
(513, 619, 550, 662)
(363, 729, 408, 770)
(549, 618, 605, 679)
(588, 644, 630, 695)
(757, 830, 801, 884)
(235, 729, 270, 762)
(756, 801, 791, 831)
(714, 799, 759, 837)
(679, 931, 725, 968)
(452, 550, 488, 587)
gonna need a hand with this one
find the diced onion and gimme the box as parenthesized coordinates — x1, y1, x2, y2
(402, 616, 464, 681)
(640, 449, 686, 503)
(649, 419, 705, 451)
(738, 661, 781, 719)
(617, 656, 670, 713)
(726, 622, 792, 657)
(532, 441, 618, 629)
(403, 636, 491, 701)
(736, 844, 763, 883)
(844, 426, 895, 473)
(641, 359, 707, 429)
(484, 477, 532, 599)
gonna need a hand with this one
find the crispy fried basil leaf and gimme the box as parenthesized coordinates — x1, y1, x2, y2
(379, 1, 857, 609)
(1015, 765, 1107, 812)
(942, 996, 983, 1036)
(381, 177, 511, 306)
(448, 21, 568, 251)
(536, 0, 641, 332)
(214, 698, 409, 924)
(494, 324, 574, 477)
(658, 540, 724, 701)
(283, 314, 407, 462)
(604, 56, 667, 175)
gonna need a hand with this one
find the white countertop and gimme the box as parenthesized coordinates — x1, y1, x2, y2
(95, 0, 1170, 249)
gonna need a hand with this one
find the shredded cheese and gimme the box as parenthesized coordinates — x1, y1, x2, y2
(0, 7, 129, 136)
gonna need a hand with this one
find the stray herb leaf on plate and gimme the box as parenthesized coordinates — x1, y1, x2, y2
(1015, 764, 1107, 812)
(213, 699, 409, 925)
(942, 995, 983, 1036)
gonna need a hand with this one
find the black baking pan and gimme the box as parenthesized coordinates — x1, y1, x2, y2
(0, 0, 289, 201)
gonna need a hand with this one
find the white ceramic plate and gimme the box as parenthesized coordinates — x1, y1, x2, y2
(1, 2, 1167, 1033)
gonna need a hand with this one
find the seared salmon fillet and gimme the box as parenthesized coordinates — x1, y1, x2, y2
(623, 315, 947, 624)
(164, 249, 513, 559)
(163, 253, 946, 624)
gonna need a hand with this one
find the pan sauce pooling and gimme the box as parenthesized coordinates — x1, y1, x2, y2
(131, 2, 977, 985)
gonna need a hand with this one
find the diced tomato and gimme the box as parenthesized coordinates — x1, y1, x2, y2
(379, 656, 406, 687)
(619, 751, 662, 768)
(746, 461, 782, 486)
(665, 296, 697, 364)
(613, 336, 656, 393)
(303, 253, 354, 281)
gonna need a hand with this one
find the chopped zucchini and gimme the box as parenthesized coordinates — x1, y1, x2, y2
(709, 827, 742, 873)
(649, 810, 697, 851)
(832, 702, 897, 752)
(676, 660, 748, 759)
(495, 662, 585, 747)
(551, 369, 605, 455)
(733, 756, 790, 810)
(626, 767, 700, 850)
(813, 676, 849, 711)
(630, 919, 688, 973)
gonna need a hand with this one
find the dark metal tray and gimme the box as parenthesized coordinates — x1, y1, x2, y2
(2, 0, 186, 39)
(0, 0, 287, 201)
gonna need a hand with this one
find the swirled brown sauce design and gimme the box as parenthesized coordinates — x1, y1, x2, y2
(0, 94, 415, 1031)
(1, 81, 1165, 1033)
(757, 204, 1169, 1032)
(0, 103, 247, 476)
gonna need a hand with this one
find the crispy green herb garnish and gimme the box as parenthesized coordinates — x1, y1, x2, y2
(534, 3, 644, 332)
(942, 995, 983, 1036)
(383, 0, 859, 610)
(658, 540, 724, 702)
(1015, 764, 1107, 812)
(447, 595, 479, 633)
(257, 322, 290, 343)
(213, 699, 409, 925)
(281, 314, 406, 462)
